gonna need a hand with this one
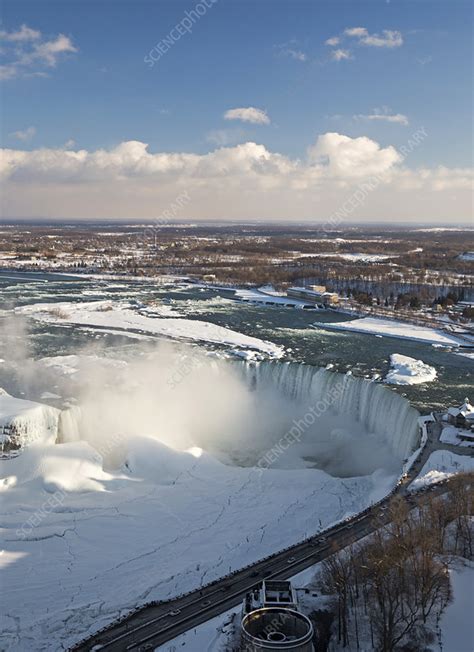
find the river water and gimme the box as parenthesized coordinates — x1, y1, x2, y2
(0, 270, 471, 413)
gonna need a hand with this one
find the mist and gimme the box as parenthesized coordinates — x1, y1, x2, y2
(0, 315, 404, 478)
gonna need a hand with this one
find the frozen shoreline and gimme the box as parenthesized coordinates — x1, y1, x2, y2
(15, 299, 285, 359)
(314, 315, 470, 348)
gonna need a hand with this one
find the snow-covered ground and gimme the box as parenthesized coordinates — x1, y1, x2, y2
(409, 450, 474, 491)
(296, 252, 397, 262)
(314, 316, 470, 347)
(0, 430, 395, 651)
(160, 607, 239, 651)
(15, 300, 284, 359)
(438, 561, 474, 652)
(384, 353, 437, 385)
(440, 425, 474, 448)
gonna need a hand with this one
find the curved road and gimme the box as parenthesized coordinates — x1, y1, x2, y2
(71, 420, 472, 652)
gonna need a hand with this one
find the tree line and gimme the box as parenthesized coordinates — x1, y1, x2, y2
(318, 475, 473, 651)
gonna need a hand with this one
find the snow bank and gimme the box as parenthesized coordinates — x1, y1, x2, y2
(314, 316, 467, 347)
(1, 441, 111, 494)
(384, 353, 437, 385)
(162, 608, 238, 650)
(301, 252, 396, 262)
(439, 562, 474, 651)
(0, 390, 59, 451)
(440, 425, 474, 448)
(410, 450, 474, 491)
(17, 300, 284, 358)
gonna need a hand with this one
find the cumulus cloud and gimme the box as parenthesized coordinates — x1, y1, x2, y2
(331, 49, 352, 61)
(224, 107, 270, 125)
(325, 36, 340, 46)
(355, 109, 409, 126)
(9, 126, 36, 142)
(1, 134, 471, 222)
(0, 24, 77, 80)
(308, 132, 401, 177)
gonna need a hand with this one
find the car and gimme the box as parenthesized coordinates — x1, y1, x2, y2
(169, 609, 181, 616)
(287, 556, 296, 563)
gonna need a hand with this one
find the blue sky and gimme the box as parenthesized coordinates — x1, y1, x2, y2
(1, 0, 472, 221)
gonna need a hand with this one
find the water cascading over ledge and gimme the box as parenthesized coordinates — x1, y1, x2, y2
(235, 360, 420, 460)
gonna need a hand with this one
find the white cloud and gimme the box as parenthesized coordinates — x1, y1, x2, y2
(345, 26, 403, 48)
(344, 27, 368, 38)
(1, 134, 471, 222)
(331, 49, 352, 61)
(308, 132, 401, 177)
(326, 26, 403, 59)
(0, 25, 77, 80)
(9, 126, 36, 142)
(355, 110, 409, 126)
(224, 107, 270, 125)
(32, 34, 77, 67)
(0, 24, 41, 42)
(283, 48, 307, 62)
(275, 41, 307, 62)
(0, 64, 18, 81)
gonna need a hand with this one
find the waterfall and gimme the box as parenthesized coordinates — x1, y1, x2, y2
(236, 361, 420, 459)
(58, 406, 82, 444)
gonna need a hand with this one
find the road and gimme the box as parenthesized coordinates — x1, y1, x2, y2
(71, 420, 471, 652)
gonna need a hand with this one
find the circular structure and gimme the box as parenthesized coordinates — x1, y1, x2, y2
(241, 607, 314, 651)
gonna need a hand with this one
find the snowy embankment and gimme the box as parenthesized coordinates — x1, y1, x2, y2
(0, 390, 59, 451)
(384, 353, 437, 385)
(440, 425, 474, 448)
(438, 561, 474, 651)
(15, 300, 284, 359)
(313, 316, 468, 347)
(410, 450, 474, 491)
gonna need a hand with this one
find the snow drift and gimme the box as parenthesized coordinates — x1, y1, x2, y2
(0, 389, 59, 453)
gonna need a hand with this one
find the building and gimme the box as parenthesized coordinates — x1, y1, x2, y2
(241, 608, 314, 651)
(287, 285, 339, 306)
(446, 398, 474, 430)
(241, 581, 315, 651)
(243, 581, 299, 613)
